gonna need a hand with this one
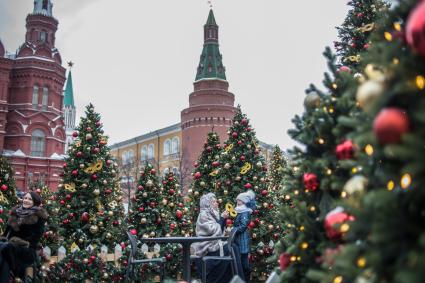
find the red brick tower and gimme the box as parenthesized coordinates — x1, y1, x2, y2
(181, 10, 236, 187)
(0, 38, 13, 150)
(2, 0, 66, 190)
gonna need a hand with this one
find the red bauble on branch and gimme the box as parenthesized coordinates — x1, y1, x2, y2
(303, 173, 319, 191)
(406, 0, 425, 57)
(373, 108, 409, 144)
(324, 207, 355, 240)
(279, 253, 291, 271)
(81, 212, 89, 222)
(176, 210, 183, 219)
(335, 140, 355, 160)
(193, 172, 201, 179)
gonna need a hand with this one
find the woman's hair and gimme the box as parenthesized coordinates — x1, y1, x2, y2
(25, 191, 42, 206)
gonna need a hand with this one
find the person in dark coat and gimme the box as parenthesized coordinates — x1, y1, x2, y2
(0, 191, 48, 283)
(232, 190, 256, 283)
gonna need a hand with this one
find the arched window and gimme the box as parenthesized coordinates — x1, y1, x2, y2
(121, 151, 127, 165)
(163, 139, 171, 156)
(141, 145, 147, 161)
(30, 129, 45, 157)
(172, 137, 179, 154)
(40, 31, 47, 42)
(128, 150, 134, 164)
(42, 87, 48, 110)
(148, 144, 154, 159)
(32, 86, 39, 108)
(163, 167, 170, 176)
(42, 0, 48, 10)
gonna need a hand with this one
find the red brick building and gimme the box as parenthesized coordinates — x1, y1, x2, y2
(0, 0, 67, 190)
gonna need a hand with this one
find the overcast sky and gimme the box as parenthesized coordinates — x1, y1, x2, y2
(0, 0, 349, 150)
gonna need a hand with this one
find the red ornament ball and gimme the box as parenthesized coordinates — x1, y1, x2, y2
(81, 212, 89, 222)
(72, 131, 78, 138)
(65, 194, 72, 200)
(279, 253, 291, 271)
(170, 223, 176, 230)
(244, 183, 252, 189)
(248, 221, 256, 229)
(0, 184, 8, 192)
(261, 190, 268, 196)
(303, 173, 319, 191)
(150, 168, 156, 175)
(130, 229, 137, 235)
(240, 155, 246, 161)
(212, 161, 220, 167)
(76, 151, 83, 157)
(165, 254, 173, 261)
(138, 185, 143, 191)
(232, 132, 238, 138)
(373, 108, 409, 144)
(241, 118, 248, 125)
(226, 219, 233, 226)
(335, 140, 355, 160)
(176, 210, 183, 219)
(168, 189, 175, 195)
(91, 174, 98, 180)
(139, 207, 144, 212)
(406, 1, 425, 57)
(338, 66, 351, 73)
(324, 207, 355, 240)
(71, 170, 78, 176)
(194, 172, 201, 180)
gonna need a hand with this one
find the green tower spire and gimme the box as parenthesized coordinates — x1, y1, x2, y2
(195, 9, 226, 81)
(63, 69, 75, 107)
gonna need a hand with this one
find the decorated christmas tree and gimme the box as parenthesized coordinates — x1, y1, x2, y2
(44, 249, 123, 282)
(56, 104, 125, 251)
(189, 132, 222, 230)
(267, 145, 287, 202)
(128, 163, 164, 238)
(216, 106, 277, 281)
(276, 0, 387, 281)
(160, 171, 188, 274)
(310, 0, 425, 282)
(0, 155, 17, 233)
(38, 185, 61, 252)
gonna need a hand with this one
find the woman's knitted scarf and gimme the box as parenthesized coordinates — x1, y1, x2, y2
(9, 205, 44, 231)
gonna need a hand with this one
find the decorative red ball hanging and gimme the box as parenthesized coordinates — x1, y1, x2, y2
(373, 108, 409, 144)
(335, 140, 355, 160)
(324, 207, 355, 240)
(279, 253, 291, 271)
(303, 173, 319, 191)
(406, 0, 425, 57)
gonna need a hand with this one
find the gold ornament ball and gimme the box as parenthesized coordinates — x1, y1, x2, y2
(356, 80, 385, 113)
(343, 175, 368, 195)
(262, 202, 268, 208)
(260, 177, 265, 183)
(103, 180, 107, 185)
(218, 198, 223, 204)
(106, 233, 112, 239)
(141, 218, 147, 224)
(78, 238, 84, 244)
(165, 233, 171, 237)
(260, 220, 265, 225)
(256, 161, 262, 167)
(252, 233, 257, 239)
(161, 213, 166, 218)
(162, 199, 168, 205)
(66, 205, 71, 209)
(146, 180, 153, 187)
(247, 144, 251, 149)
(93, 189, 100, 196)
(169, 202, 175, 208)
(188, 189, 193, 195)
(231, 156, 236, 161)
(184, 207, 189, 212)
(235, 176, 241, 181)
(82, 183, 88, 188)
(194, 191, 200, 197)
(304, 92, 321, 109)
(83, 258, 89, 264)
(143, 192, 148, 198)
(103, 273, 109, 279)
(224, 163, 231, 169)
(200, 181, 206, 187)
(150, 231, 156, 237)
(89, 225, 99, 234)
(253, 176, 258, 181)
(223, 190, 228, 195)
(98, 221, 104, 227)
(108, 211, 113, 216)
(257, 249, 264, 255)
(143, 234, 149, 238)
(268, 224, 274, 230)
(79, 164, 85, 169)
